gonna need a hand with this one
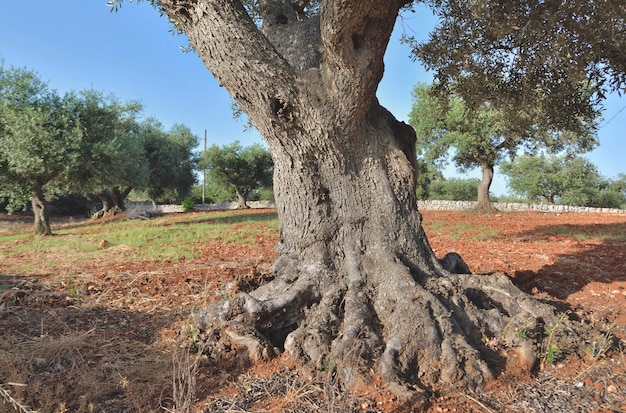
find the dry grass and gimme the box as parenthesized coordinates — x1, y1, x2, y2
(0, 328, 175, 412)
(199, 369, 372, 413)
(481, 350, 626, 412)
(0, 383, 38, 413)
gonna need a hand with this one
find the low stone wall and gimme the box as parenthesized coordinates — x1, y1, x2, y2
(417, 200, 626, 214)
(126, 200, 276, 215)
(127, 200, 624, 216)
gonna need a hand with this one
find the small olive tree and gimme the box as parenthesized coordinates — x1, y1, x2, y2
(0, 63, 83, 234)
(502, 154, 626, 208)
(200, 142, 273, 208)
(140, 118, 198, 208)
(409, 83, 598, 211)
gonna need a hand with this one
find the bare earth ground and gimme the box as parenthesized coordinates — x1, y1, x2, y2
(1, 209, 625, 412)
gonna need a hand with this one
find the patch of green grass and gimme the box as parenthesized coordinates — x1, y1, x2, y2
(9, 233, 101, 256)
(427, 220, 446, 230)
(539, 224, 626, 242)
(0, 210, 279, 263)
(423, 221, 500, 241)
(0, 233, 31, 243)
(471, 227, 501, 240)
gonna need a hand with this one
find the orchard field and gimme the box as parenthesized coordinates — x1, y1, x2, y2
(1, 209, 625, 412)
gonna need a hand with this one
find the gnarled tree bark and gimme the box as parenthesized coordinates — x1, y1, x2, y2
(235, 189, 250, 209)
(476, 160, 496, 212)
(159, 0, 594, 399)
(31, 185, 51, 235)
(92, 186, 132, 219)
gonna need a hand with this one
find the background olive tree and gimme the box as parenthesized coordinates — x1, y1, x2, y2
(0, 63, 83, 234)
(408, 82, 598, 211)
(139, 118, 198, 208)
(199, 141, 273, 208)
(61, 89, 148, 217)
(501, 154, 626, 209)
(1, 62, 200, 229)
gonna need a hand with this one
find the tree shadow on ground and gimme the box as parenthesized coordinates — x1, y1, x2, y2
(508, 222, 626, 300)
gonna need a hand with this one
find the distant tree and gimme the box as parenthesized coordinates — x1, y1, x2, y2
(200, 141, 273, 209)
(500, 155, 563, 204)
(429, 178, 480, 202)
(409, 83, 597, 211)
(64, 89, 148, 217)
(189, 182, 229, 205)
(597, 175, 626, 209)
(415, 159, 443, 200)
(502, 155, 626, 208)
(0, 63, 83, 235)
(140, 118, 198, 208)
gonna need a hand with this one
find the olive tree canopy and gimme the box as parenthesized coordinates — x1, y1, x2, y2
(409, 82, 598, 211)
(200, 141, 273, 208)
(414, 0, 626, 132)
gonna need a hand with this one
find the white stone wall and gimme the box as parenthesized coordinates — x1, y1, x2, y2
(126, 200, 276, 215)
(417, 200, 625, 214)
(127, 200, 624, 215)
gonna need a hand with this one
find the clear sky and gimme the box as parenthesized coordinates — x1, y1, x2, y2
(1, 1, 624, 196)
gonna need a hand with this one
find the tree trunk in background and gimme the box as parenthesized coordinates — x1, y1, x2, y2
(112, 186, 132, 211)
(31, 186, 51, 235)
(235, 189, 250, 209)
(476, 162, 496, 212)
(92, 186, 132, 219)
(92, 193, 113, 219)
(160, 0, 591, 399)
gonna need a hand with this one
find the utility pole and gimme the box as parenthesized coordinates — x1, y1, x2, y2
(202, 129, 207, 205)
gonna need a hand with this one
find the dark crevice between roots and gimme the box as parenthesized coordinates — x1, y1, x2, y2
(465, 287, 510, 317)
(258, 321, 300, 352)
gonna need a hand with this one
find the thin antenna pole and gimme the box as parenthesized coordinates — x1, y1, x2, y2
(202, 129, 207, 205)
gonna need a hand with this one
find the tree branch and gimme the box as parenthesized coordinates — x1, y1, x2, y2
(319, 0, 403, 119)
(159, 0, 297, 135)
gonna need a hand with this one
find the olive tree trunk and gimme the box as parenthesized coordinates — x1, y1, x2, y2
(476, 161, 496, 212)
(31, 186, 51, 235)
(160, 0, 592, 398)
(235, 189, 250, 209)
(92, 186, 132, 219)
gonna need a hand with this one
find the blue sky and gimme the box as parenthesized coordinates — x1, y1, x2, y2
(1, 1, 624, 196)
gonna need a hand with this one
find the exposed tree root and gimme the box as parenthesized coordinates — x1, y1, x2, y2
(91, 206, 123, 220)
(195, 251, 599, 399)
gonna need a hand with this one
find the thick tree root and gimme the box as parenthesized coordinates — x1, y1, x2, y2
(195, 252, 599, 399)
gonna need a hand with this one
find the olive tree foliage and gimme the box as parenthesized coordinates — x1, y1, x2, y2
(1, 62, 199, 227)
(0, 63, 83, 235)
(67, 99, 199, 215)
(408, 83, 598, 211)
(199, 141, 272, 208)
(415, 158, 443, 199)
(501, 154, 626, 209)
(139, 118, 198, 208)
(413, 0, 626, 131)
(108, 0, 613, 398)
(63, 90, 149, 217)
(429, 178, 480, 202)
